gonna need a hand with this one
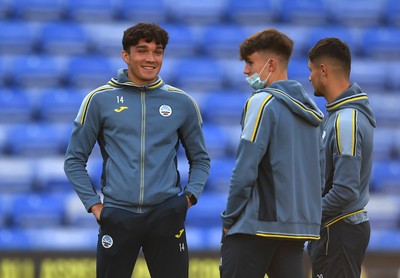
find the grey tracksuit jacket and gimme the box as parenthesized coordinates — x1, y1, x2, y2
(222, 80, 324, 240)
(64, 69, 210, 213)
(321, 82, 376, 227)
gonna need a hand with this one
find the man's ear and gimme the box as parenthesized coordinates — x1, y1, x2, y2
(121, 50, 129, 64)
(320, 64, 327, 77)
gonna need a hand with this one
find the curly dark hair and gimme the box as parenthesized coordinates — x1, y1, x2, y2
(122, 23, 169, 53)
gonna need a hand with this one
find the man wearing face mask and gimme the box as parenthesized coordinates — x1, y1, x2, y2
(220, 28, 324, 278)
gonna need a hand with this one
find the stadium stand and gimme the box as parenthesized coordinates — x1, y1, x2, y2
(118, 0, 169, 24)
(0, 21, 37, 54)
(280, 0, 329, 25)
(0, 89, 34, 123)
(0, 0, 399, 255)
(12, 55, 65, 88)
(227, 0, 279, 25)
(13, 0, 66, 21)
(39, 22, 92, 55)
(36, 89, 83, 122)
(201, 24, 251, 59)
(172, 57, 226, 91)
(10, 193, 66, 228)
(362, 27, 400, 60)
(328, 0, 386, 26)
(66, 55, 114, 89)
(167, 0, 227, 25)
(0, 158, 35, 194)
(66, 0, 117, 22)
(387, 0, 400, 26)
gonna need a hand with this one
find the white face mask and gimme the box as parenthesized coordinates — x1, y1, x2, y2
(246, 59, 272, 90)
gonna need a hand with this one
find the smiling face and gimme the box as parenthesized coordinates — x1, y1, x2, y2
(121, 39, 164, 85)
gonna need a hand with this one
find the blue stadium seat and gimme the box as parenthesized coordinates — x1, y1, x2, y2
(227, 0, 279, 25)
(35, 157, 74, 193)
(0, 57, 7, 87)
(368, 229, 400, 251)
(329, 0, 385, 27)
(39, 22, 91, 55)
(167, 0, 227, 25)
(387, 62, 400, 91)
(362, 27, 400, 60)
(206, 157, 236, 193)
(186, 193, 227, 227)
(304, 26, 360, 57)
(329, 0, 386, 26)
(280, 0, 329, 25)
(36, 89, 83, 122)
(200, 90, 247, 125)
(0, 228, 31, 250)
(350, 59, 388, 91)
(372, 127, 397, 162)
(0, 21, 37, 54)
(202, 123, 231, 159)
(366, 195, 400, 230)
(66, 0, 117, 22)
(0, 0, 14, 18)
(10, 194, 66, 228)
(185, 227, 208, 250)
(0, 194, 14, 227)
(368, 93, 400, 127)
(394, 130, 400, 161)
(0, 89, 34, 123)
(387, 0, 400, 26)
(272, 25, 312, 58)
(5, 123, 65, 156)
(11, 55, 65, 88)
(87, 23, 126, 57)
(14, 0, 66, 21)
(67, 55, 114, 89)
(219, 58, 250, 92)
(0, 158, 35, 193)
(163, 24, 199, 58)
(172, 57, 226, 91)
(65, 194, 98, 228)
(371, 161, 400, 193)
(288, 58, 311, 89)
(201, 25, 249, 59)
(118, 0, 168, 23)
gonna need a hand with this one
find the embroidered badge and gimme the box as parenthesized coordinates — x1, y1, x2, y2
(102, 235, 113, 249)
(159, 105, 172, 117)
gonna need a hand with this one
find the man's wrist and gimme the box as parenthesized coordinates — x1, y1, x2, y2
(185, 192, 197, 206)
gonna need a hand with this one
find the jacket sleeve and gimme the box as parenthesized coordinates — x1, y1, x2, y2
(64, 93, 102, 212)
(221, 93, 274, 229)
(322, 109, 362, 217)
(179, 95, 210, 201)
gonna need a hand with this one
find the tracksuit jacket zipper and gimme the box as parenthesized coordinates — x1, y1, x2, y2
(139, 91, 146, 212)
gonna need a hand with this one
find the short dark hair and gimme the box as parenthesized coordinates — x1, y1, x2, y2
(308, 38, 351, 77)
(239, 28, 293, 65)
(122, 23, 169, 53)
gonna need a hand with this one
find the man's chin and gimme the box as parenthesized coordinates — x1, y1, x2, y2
(314, 91, 323, 97)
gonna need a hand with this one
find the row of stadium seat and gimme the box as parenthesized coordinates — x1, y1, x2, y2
(0, 191, 399, 251)
(0, 144, 400, 199)
(1, 55, 400, 93)
(1, 21, 400, 59)
(1, 0, 399, 27)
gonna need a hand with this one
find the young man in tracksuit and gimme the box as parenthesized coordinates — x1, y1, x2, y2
(64, 23, 210, 278)
(220, 28, 324, 278)
(307, 38, 376, 278)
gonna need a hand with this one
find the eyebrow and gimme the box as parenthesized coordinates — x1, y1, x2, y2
(135, 44, 163, 50)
